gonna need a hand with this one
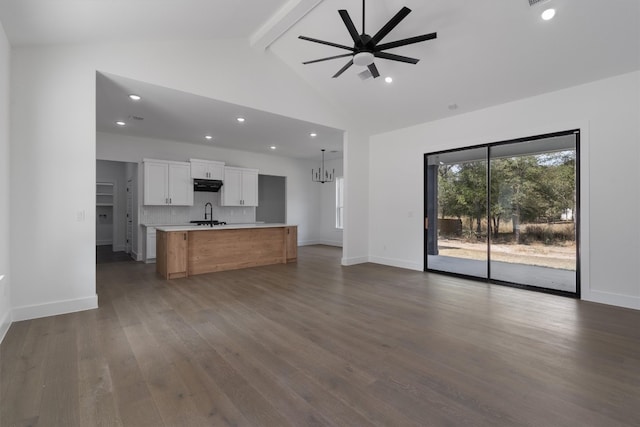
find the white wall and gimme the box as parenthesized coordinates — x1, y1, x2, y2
(0, 20, 11, 341)
(342, 129, 370, 265)
(317, 157, 343, 247)
(97, 131, 322, 246)
(10, 39, 357, 321)
(369, 71, 640, 310)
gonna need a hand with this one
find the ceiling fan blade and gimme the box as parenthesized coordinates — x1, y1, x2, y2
(298, 36, 355, 52)
(338, 10, 362, 46)
(303, 53, 354, 65)
(368, 6, 412, 47)
(333, 60, 354, 78)
(358, 69, 373, 80)
(375, 32, 438, 51)
(368, 63, 380, 78)
(374, 51, 419, 64)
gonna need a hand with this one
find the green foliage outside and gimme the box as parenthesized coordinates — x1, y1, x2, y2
(437, 151, 576, 244)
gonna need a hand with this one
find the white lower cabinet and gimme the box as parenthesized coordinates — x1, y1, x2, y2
(220, 167, 258, 206)
(145, 227, 157, 263)
(143, 159, 193, 206)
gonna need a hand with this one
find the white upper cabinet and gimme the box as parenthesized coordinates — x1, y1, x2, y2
(167, 162, 193, 205)
(220, 167, 259, 206)
(143, 159, 194, 206)
(241, 169, 259, 206)
(190, 159, 225, 180)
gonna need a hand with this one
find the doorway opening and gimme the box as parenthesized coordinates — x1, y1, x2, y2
(424, 130, 579, 296)
(257, 174, 286, 223)
(96, 160, 138, 264)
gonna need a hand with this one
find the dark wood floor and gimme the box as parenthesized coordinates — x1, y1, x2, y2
(96, 245, 135, 264)
(2, 245, 639, 426)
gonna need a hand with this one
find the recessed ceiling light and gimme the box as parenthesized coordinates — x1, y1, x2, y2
(115, 121, 126, 126)
(541, 8, 556, 20)
(205, 135, 213, 140)
(310, 133, 317, 137)
(128, 94, 141, 101)
(237, 117, 245, 123)
(270, 146, 277, 150)
(385, 77, 393, 83)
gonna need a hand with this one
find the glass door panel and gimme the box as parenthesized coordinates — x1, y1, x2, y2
(489, 135, 577, 292)
(426, 147, 488, 279)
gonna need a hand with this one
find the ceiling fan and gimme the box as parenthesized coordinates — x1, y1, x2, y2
(299, 0, 437, 79)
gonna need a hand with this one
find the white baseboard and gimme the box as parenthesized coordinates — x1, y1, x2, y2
(316, 240, 343, 247)
(113, 244, 126, 252)
(12, 295, 99, 322)
(132, 249, 142, 261)
(368, 256, 422, 271)
(0, 309, 11, 344)
(299, 240, 343, 247)
(341, 256, 369, 266)
(583, 290, 640, 311)
(96, 240, 112, 246)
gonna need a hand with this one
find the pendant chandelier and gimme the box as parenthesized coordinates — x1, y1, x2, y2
(312, 149, 335, 184)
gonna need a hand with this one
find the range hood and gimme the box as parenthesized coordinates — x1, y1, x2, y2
(193, 178, 223, 192)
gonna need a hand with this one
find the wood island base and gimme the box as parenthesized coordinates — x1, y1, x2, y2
(156, 225, 297, 279)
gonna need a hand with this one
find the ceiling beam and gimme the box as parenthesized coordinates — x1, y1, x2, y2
(250, 0, 324, 51)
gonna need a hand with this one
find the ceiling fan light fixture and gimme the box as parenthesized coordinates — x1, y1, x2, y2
(353, 52, 374, 66)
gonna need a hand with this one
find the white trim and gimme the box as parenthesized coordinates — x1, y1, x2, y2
(298, 240, 343, 248)
(0, 310, 11, 344)
(369, 256, 422, 271)
(96, 240, 112, 246)
(298, 240, 321, 246)
(584, 291, 640, 310)
(341, 256, 368, 266)
(113, 244, 126, 252)
(316, 239, 343, 247)
(250, 0, 323, 50)
(12, 295, 98, 322)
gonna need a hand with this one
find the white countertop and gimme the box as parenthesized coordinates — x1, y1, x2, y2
(154, 223, 294, 232)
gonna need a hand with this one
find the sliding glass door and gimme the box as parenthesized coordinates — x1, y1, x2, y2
(426, 147, 488, 279)
(425, 131, 579, 296)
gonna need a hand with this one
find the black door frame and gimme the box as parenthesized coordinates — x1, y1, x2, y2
(423, 129, 581, 298)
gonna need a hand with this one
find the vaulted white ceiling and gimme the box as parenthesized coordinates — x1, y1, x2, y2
(0, 0, 289, 45)
(269, 0, 640, 132)
(1, 0, 638, 154)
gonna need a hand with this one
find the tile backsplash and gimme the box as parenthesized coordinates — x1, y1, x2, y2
(140, 192, 256, 225)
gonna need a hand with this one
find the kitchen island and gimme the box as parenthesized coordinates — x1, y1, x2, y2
(155, 224, 297, 279)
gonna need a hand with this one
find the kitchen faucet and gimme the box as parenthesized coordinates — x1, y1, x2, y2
(204, 202, 213, 227)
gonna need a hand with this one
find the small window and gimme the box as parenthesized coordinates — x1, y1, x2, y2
(336, 177, 344, 229)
